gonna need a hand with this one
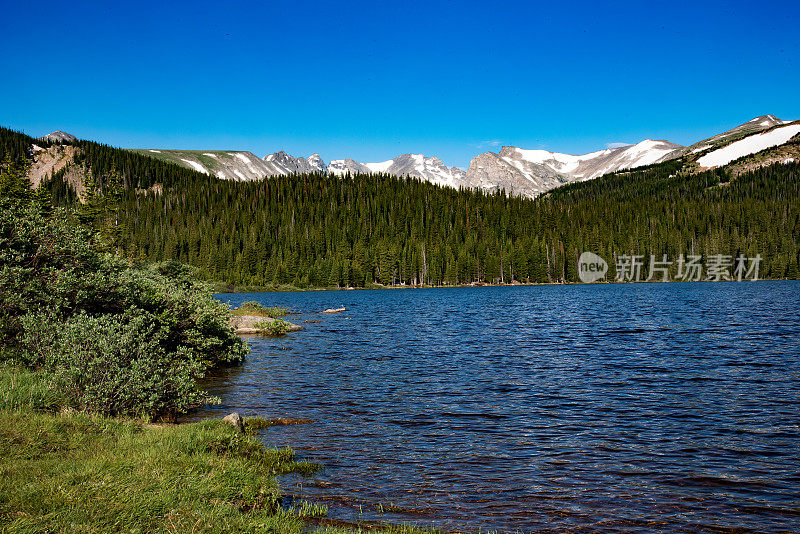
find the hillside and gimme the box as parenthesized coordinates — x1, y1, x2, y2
(117, 157, 800, 287)
(2, 123, 799, 287)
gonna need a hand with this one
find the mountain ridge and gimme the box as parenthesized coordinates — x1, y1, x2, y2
(40, 114, 797, 198)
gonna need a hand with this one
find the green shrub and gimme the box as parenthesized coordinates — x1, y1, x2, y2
(254, 319, 291, 336)
(0, 163, 248, 419)
(234, 302, 290, 318)
(21, 309, 212, 419)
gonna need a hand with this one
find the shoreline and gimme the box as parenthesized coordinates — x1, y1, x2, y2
(1, 363, 439, 533)
(215, 277, 792, 294)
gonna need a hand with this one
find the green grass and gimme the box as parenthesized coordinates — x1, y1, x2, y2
(243, 417, 314, 436)
(231, 301, 292, 318)
(0, 364, 442, 533)
(0, 364, 323, 533)
(0, 364, 64, 413)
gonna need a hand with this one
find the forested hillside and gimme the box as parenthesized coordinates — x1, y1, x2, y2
(118, 160, 800, 287)
(0, 127, 208, 195)
(2, 126, 798, 287)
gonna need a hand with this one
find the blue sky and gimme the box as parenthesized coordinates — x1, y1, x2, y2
(1, 0, 798, 168)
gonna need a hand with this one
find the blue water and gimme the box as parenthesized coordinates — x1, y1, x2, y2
(197, 282, 800, 532)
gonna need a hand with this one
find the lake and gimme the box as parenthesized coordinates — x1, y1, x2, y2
(195, 282, 800, 532)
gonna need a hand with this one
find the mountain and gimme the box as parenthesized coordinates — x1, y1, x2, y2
(264, 151, 326, 175)
(329, 154, 467, 188)
(678, 115, 792, 157)
(463, 140, 684, 197)
(38, 131, 77, 143)
(114, 140, 800, 287)
(695, 121, 800, 169)
(321, 116, 792, 197)
(129, 149, 326, 181)
(4, 121, 800, 287)
(48, 114, 800, 198)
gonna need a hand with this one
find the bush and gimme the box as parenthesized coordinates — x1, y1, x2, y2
(22, 309, 210, 418)
(0, 163, 248, 419)
(234, 302, 290, 318)
(254, 319, 292, 336)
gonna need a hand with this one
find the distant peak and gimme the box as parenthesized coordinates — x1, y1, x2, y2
(747, 114, 782, 124)
(38, 131, 77, 143)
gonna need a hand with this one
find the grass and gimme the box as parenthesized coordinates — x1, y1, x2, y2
(0, 363, 64, 413)
(0, 364, 442, 533)
(244, 417, 314, 436)
(231, 301, 292, 318)
(0, 364, 323, 533)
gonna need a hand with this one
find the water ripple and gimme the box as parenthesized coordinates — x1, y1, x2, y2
(191, 282, 800, 533)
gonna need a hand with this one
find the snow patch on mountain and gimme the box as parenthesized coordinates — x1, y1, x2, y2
(329, 154, 466, 187)
(364, 159, 395, 173)
(511, 147, 612, 176)
(180, 158, 209, 175)
(697, 124, 800, 168)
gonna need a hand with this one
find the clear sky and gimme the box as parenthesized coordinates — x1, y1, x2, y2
(2, 0, 798, 168)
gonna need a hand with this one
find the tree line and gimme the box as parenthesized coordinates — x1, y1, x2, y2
(2, 125, 798, 287)
(116, 159, 800, 287)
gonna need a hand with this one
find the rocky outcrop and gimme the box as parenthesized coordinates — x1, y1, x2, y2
(464, 150, 568, 197)
(27, 145, 80, 189)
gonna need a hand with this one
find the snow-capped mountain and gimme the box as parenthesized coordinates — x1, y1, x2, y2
(674, 115, 794, 159)
(329, 154, 467, 188)
(129, 149, 327, 181)
(264, 151, 326, 175)
(123, 113, 798, 197)
(464, 140, 683, 197)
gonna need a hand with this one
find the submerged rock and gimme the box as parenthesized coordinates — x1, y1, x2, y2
(321, 307, 346, 313)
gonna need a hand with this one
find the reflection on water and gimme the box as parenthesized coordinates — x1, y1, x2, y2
(190, 282, 800, 532)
